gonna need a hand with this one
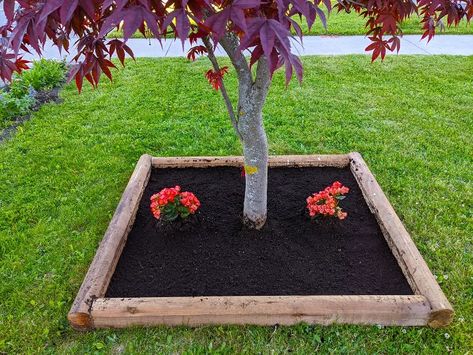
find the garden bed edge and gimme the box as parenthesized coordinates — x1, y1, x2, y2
(68, 153, 453, 330)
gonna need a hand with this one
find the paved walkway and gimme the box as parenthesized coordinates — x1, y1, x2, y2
(22, 35, 473, 61)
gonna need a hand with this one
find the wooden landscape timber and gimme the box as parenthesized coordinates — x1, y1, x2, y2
(68, 153, 453, 330)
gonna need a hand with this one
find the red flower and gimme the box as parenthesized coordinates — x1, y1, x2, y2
(151, 186, 181, 206)
(150, 200, 161, 220)
(325, 181, 349, 196)
(180, 191, 201, 214)
(337, 211, 348, 220)
(150, 186, 200, 221)
(306, 181, 349, 220)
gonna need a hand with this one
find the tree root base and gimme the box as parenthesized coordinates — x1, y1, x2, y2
(242, 214, 267, 230)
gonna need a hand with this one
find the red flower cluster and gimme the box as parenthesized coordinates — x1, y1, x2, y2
(306, 181, 349, 220)
(150, 186, 200, 221)
(179, 191, 200, 214)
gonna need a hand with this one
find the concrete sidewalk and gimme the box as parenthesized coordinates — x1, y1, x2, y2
(21, 34, 473, 61)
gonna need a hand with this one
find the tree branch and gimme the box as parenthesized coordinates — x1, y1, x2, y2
(219, 33, 253, 94)
(218, 32, 257, 130)
(253, 56, 271, 107)
(202, 36, 243, 142)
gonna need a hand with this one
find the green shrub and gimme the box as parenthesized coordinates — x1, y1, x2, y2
(7, 75, 31, 98)
(20, 58, 67, 91)
(0, 89, 36, 121)
(0, 59, 67, 125)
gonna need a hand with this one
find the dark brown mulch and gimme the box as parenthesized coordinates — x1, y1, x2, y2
(106, 166, 413, 297)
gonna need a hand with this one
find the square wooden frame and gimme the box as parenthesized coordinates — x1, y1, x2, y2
(68, 153, 453, 330)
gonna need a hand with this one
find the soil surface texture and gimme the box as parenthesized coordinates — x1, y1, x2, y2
(106, 166, 413, 297)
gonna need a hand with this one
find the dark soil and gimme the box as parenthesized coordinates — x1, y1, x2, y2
(106, 166, 413, 297)
(31, 87, 62, 110)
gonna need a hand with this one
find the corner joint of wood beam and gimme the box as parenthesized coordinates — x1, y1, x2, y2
(139, 154, 153, 165)
(68, 311, 94, 331)
(428, 308, 454, 328)
(348, 151, 362, 161)
(135, 154, 152, 173)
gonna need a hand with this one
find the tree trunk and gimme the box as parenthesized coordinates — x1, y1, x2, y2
(216, 35, 271, 229)
(238, 58, 271, 229)
(239, 100, 269, 229)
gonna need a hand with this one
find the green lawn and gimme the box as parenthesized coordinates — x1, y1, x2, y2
(107, 11, 473, 38)
(0, 56, 472, 353)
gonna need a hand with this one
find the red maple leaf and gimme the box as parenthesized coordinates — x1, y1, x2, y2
(187, 45, 207, 61)
(15, 57, 30, 73)
(205, 66, 229, 91)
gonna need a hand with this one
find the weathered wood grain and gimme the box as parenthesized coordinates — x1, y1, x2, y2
(68, 153, 452, 330)
(68, 154, 152, 330)
(151, 154, 350, 168)
(91, 295, 431, 328)
(349, 152, 453, 327)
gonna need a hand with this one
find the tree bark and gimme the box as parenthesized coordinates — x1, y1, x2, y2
(239, 105, 269, 229)
(217, 34, 271, 229)
(238, 58, 271, 229)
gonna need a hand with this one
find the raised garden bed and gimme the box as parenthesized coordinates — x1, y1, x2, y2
(68, 153, 453, 330)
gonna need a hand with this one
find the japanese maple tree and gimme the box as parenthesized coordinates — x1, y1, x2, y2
(1, 0, 471, 229)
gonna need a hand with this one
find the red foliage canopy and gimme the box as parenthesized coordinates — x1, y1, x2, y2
(1, 0, 471, 89)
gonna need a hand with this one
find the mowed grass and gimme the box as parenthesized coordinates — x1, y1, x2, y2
(299, 10, 473, 35)
(0, 56, 472, 353)
(107, 10, 473, 38)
